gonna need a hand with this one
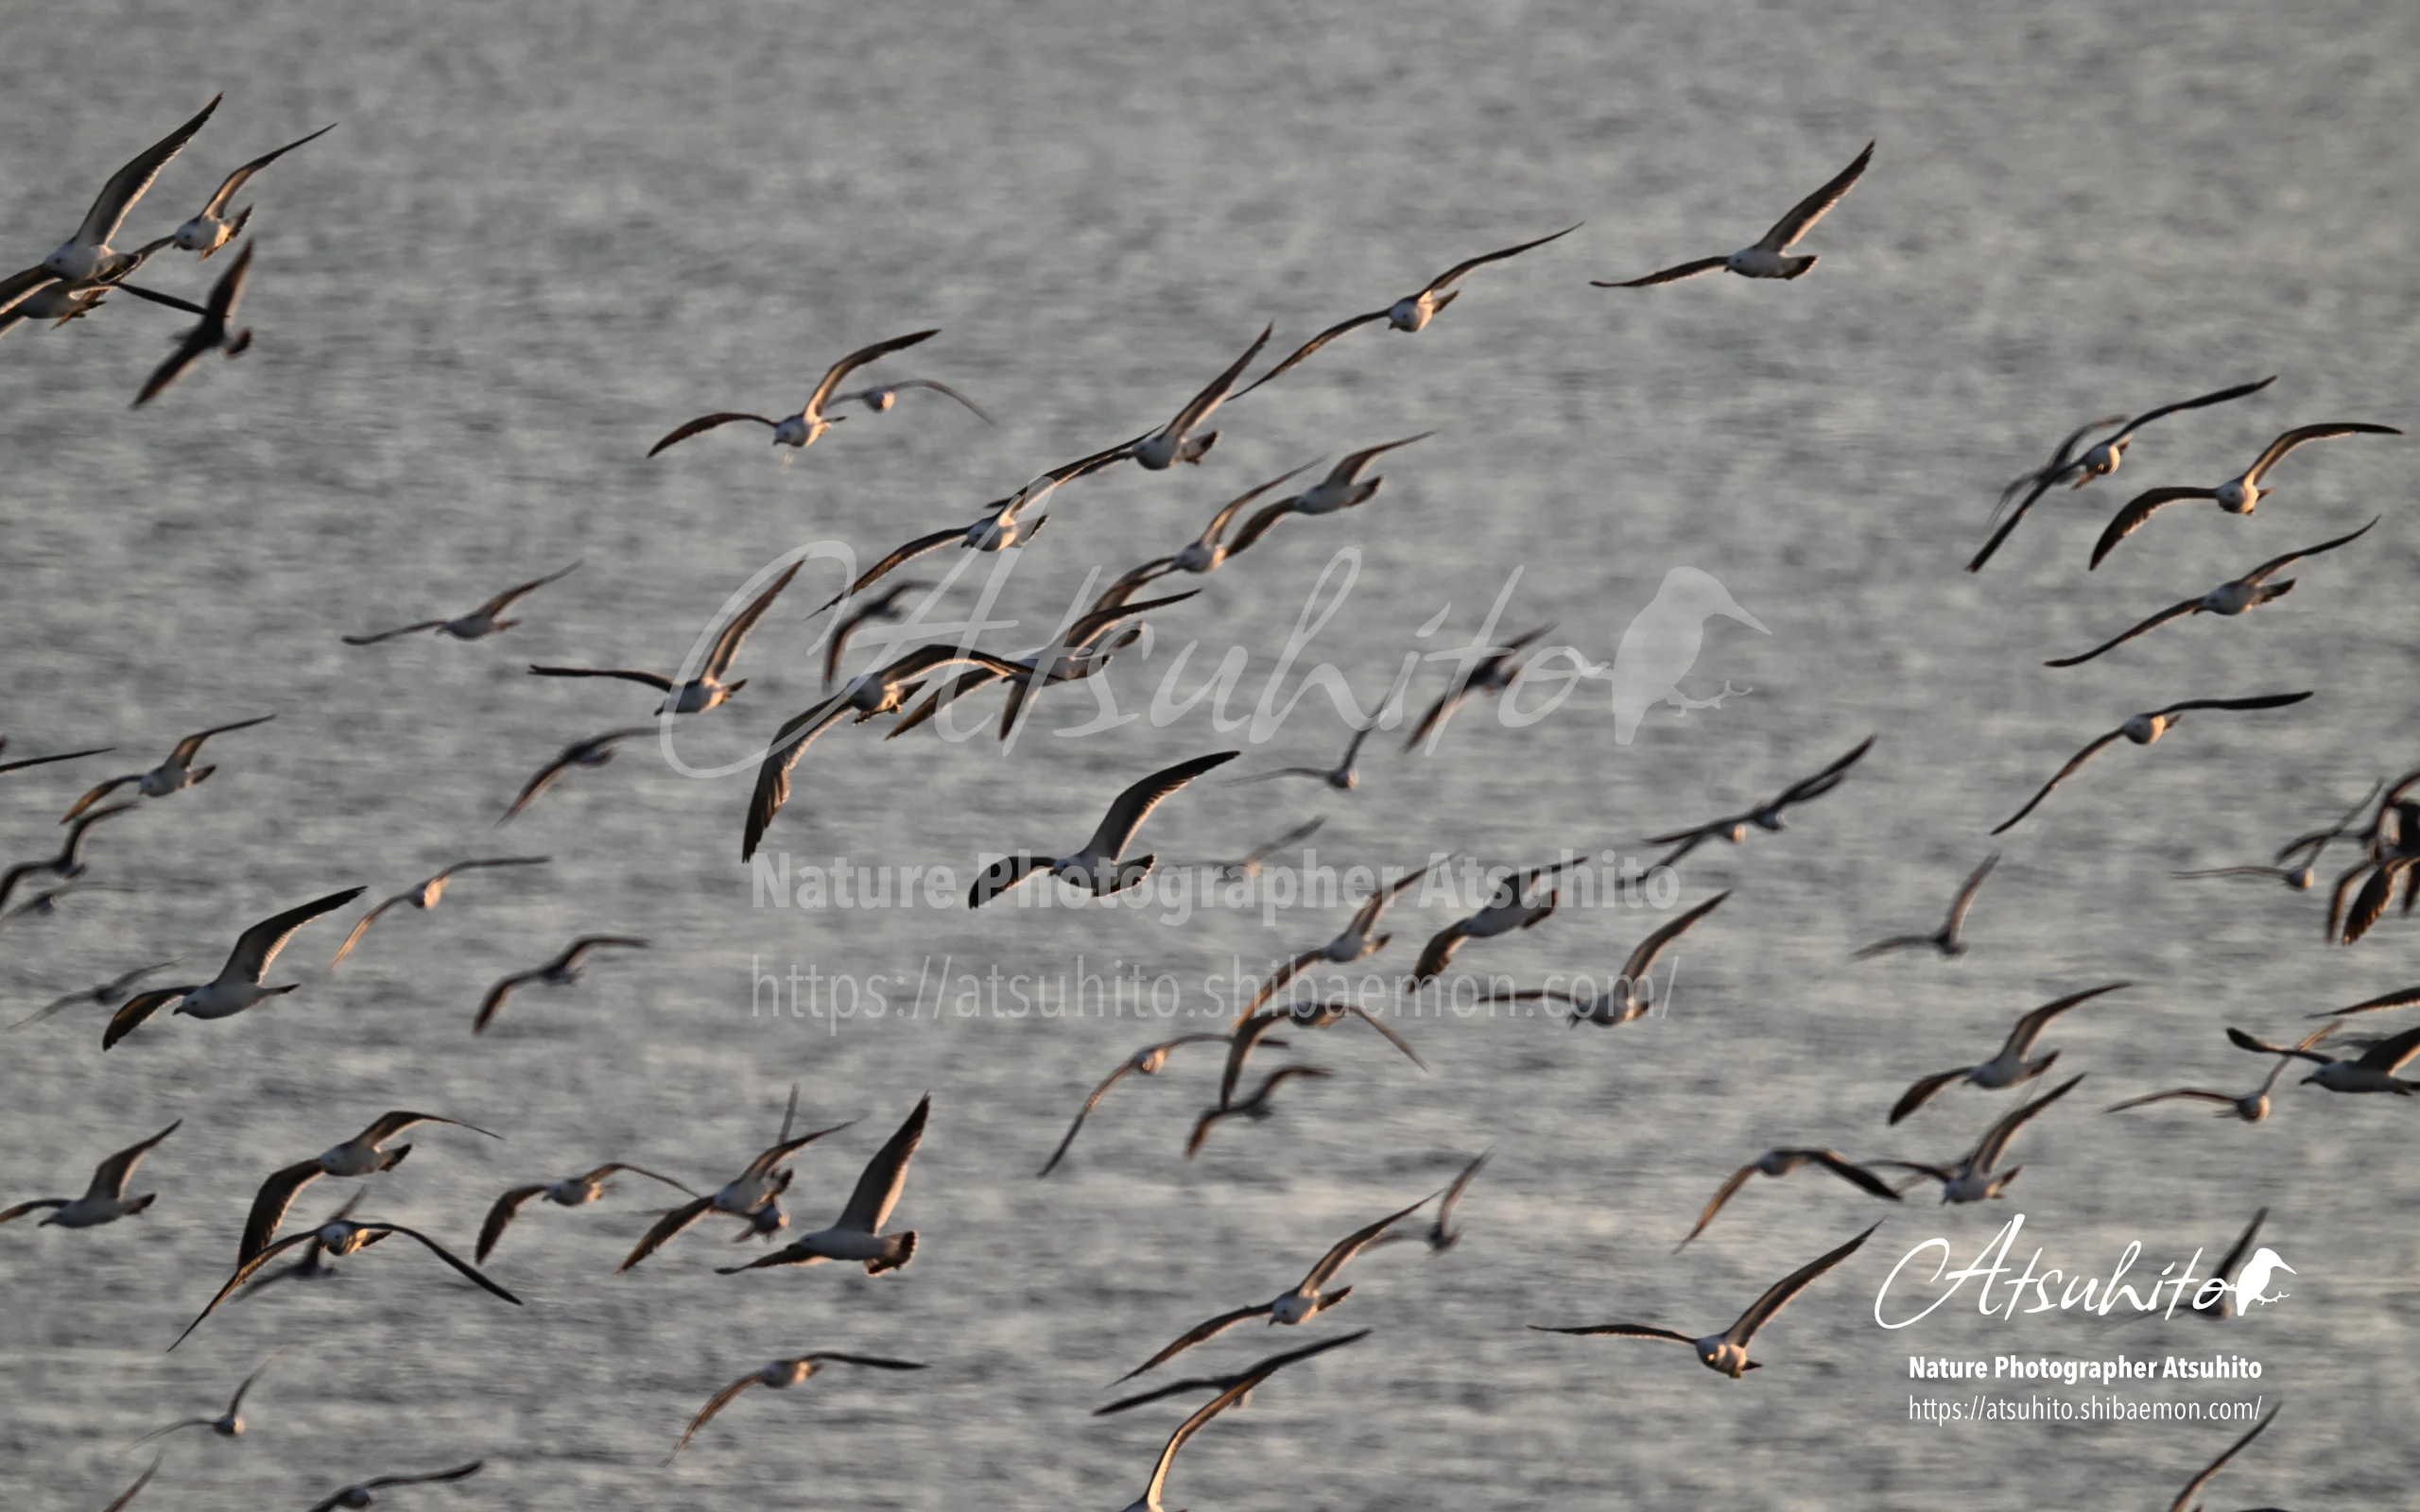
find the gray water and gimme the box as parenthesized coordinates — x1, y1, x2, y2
(5, 2, 2417, 1507)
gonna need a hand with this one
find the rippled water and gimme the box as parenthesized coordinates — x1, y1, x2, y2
(5, 2, 2417, 1508)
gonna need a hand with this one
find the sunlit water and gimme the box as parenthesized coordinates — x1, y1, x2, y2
(4, 2, 2416, 1508)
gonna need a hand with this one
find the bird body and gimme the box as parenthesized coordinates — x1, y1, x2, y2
(0, 1120, 180, 1228)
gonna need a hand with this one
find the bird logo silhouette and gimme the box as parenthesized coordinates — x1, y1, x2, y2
(2233, 1248, 2295, 1309)
(1591, 567, 1769, 744)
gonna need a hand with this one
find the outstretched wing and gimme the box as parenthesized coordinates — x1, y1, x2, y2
(1086, 750, 1239, 861)
(1425, 223, 1583, 295)
(2088, 486, 2217, 569)
(617, 1195, 714, 1272)
(2240, 421, 2402, 487)
(2043, 597, 2203, 667)
(225, 887, 366, 984)
(198, 122, 338, 219)
(648, 412, 778, 456)
(475, 1186, 547, 1262)
(1300, 1193, 1434, 1292)
(76, 95, 222, 248)
(1118, 1301, 1276, 1382)
(1234, 309, 1389, 397)
(1990, 729, 2127, 834)
(101, 988, 192, 1051)
(1591, 255, 1728, 289)
(1756, 141, 1875, 252)
(967, 852, 1048, 909)
(836, 1095, 928, 1234)
(1725, 1221, 1880, 1349)
(806, 329, 940, 416)
(1621, 889, 1729, 983)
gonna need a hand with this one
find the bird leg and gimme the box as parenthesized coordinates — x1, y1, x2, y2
(1667, 679, 1750, 715)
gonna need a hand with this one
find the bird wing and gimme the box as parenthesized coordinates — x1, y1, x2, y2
(742, 700, 849, 859)
(2003, 982, 2131, 1056)
(475, 1186, 547, 1262)
(359, 1109, 497, 1144)
(2240, 421, 2402, 487)
(2164, 1406, 2278, 1512)
(2207, 1209, 2268, 1292)
(472, 559, 581, 619)
(2102, 1088, 2238, 1113)
(835, 1095, 928, 1234)
(98, 1457, 161, 1512)
(1680, 1162, 1762, 1247)
(1436, 1153, 1489, 1232)
(1756, 141, 1875, 251)
(2319, 982, 2420, 1019)
(806, 329, 940, 416)
(2088, 486, 2218, 569)
(1591, 255, 1728, 289)
(1234, 309, 1390, 396)
(1338, 1003, 1427, 1071)
(0, 744, 112, 778)
(2239, 515, 2379, 586)
(2043, 597, 2204, 667)
(198, 238, 252, 327)
(75, 95, 222, 248)
(1774, 734, 1877, 808)
(327, 894, 407, 969)
(167, 713, 276, 766)
(672, 1375, 761, 1456)
(1225, 498, 1301, 556)
(85, 1120, 181, 1200)
(1084, 750, 1239, 861)
(224, 886, 366, 984)
(1620, 889, 1729, 983)
(1424, 224, 1583, 295)
(341, 621, 447, 645)
(198, 122, 338, 218)
(1092, 1374, 1231, 1416)
(0, 1199, 67, 1225)
(1410, 923, 1469, 984)
(2154, 691, 2315, 719)
(617, 1195, 713, 1272)
(593, 1163, 700, 1196)
(1726, 1221, 1880, 1349)
(888, 377, 995, 423)
(1989, 728, 2128, 835)
(648, 412, 779, 456)
(363, 1463, 485, 1493)
(807, 1351, 927, 1370)
(369, 1223, 522, 1303)
(527, 665, 676, 692)
(2355, 1022, 2420, 1074)
(1120, 1301, 1277, 1381)
(1850, 935, 1931, 961)
(741, 1118, 857, 1180)
(813, 526, 967, 614)
(1166, 323, 1272, 435)
(1218, 1011, 1290, 1110)
(57, 772, 141, 822)
(1201, 460, 1322, 544)
(2224, 1026, 2334, 1064)
(1037, 1060, 1145, 1177)
(0, 266, 60, 322)
(171, 1228, 320, 1350)
(101, 988, 193, 1051)
(240, 1159, 331, 1263)
(1888, 1067, 1972, 1125)
(1530, 1321, 1695, 1342)
(705, 559, 805, 681)
(1807, 1150, 1904, 1201)
(2109, 375, 2277, 442)
(966, 852, 1048, 909)
(1968, 1074, 2085, 1171)
(1300, 1193, 1434, 1292)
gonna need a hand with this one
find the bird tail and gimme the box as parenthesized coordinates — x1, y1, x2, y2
(1179, 432, 1219, 465)
(124, 1193, 157, 1216)
(1347, 479, 1384, 508)
(1778, 254, 1819, 280)
(265, 983, 302, 997)
(226, 330, 253, 357)
(864, 1230, 917, 1275)
(380, 1143, 414, 1172)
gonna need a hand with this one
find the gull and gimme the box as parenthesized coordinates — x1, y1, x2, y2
(1111, 1326, 1361, 1512)
(8, 236, 198, 329)
(0, 739, 113, 778)
(172, 122, 337, 256)
(342, 561, 579, 644)
(174, 1218, 519, 1349)
(60, 714, 274, 821)
(824, 376, 994, 424)
(1532, 1222, 1879, 1378)
(1186, 1067, 1334, 1158)
(2181, 1210, 2271, 1324)
(1118, 1195, 1429, 1379)
(99, 1457, 161, 1512)
(475, 1163, 700, 1261)
(1116, 463, 1321, 587)
(804, 437, 1138, 617)
(2279, 778, 2394, 871)
(133, 1350, 283, 1443)
(978, 589, 1203, 742)
(720, 1095, 928, 1274)
(2326, 784, 2420, 945)
(1854, 853, 1998, 958)
(531, 559, 801, 713)
(1228, 717, 1381, 792)
(668, 1351, 925, 1459)
(2227, 1022, 2420, 1093)
(1888, 983, 2130, 1123)
(2105, 1028, 2326, 1123)
(328, 857, 551, 969)
(1094, 1330, 1366, 1416)
(8, 959, 175, 1032)
(2170, 864, 2317, 890)
(0, 1119, 179, 1229)
(1647, 735, 1876, 867)
(1379, 1151, 1488, 1254)
(1676, 1150, 1902, 1249)
(301, 1462, 483, 1511)
(1174, 817, 1324, 882)
(824, 580, 933, 686)
(619, 1100, 856, 1271)
(0, 801, 138, 911)
(235, 1190, 376, 1293)
(41, 95, 220, 284)
(499, 727, 656, 824)
(2178, 782, 2391, 891)
(1229, 854, 1450, 1020)
(2, 880, 136, 923)
(968, 751, 1238, 906)
(1991, 695, 2313, 834)
(473, 935, 648, 1033)
(134, 240, 257, 406)
(1881, 1074, 2085, 1203)
(2165, 1404, 2279, 1512)
(741, 646, 1033, 858)
(2089, 421, 2402, 568)
(1594, 144, 1872, 287)
(1410, 858, 1578, 983)
(0, 266, 63, 331)
(1403, 623, 1555, 751)
(240, 1110, 502, 1264)
(1228, 434, 1435, 554)
(2309, 983, 2420, 1021)
(103, 887, 366, 1050)
(1967, 377, 2277, 573)
(1480, 889, 1729, 1027)
(1129, 324, 1271, 470)
(2050, 518, 2377, 666)
(1216, 998, 1425, 1110)
(1238, 225, 1581, 396)
(1037, 1034, 1231, 1177)
(648, 329, 938, 455)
